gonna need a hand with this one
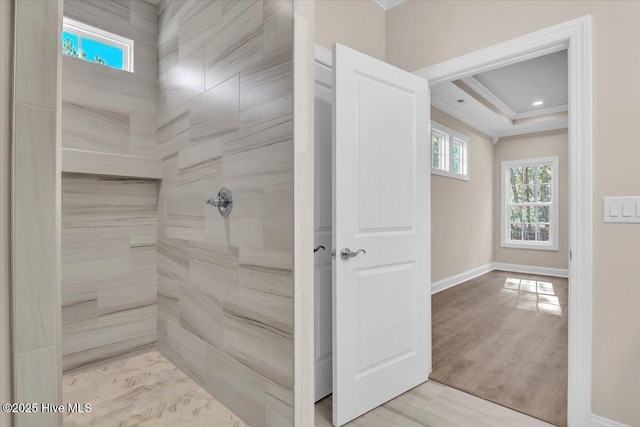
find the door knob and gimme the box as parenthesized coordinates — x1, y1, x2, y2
(314, 245, 325, 253)
(340, 247, 366, 260)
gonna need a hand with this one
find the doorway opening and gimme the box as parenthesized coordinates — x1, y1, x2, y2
(310, 16, 591, 427)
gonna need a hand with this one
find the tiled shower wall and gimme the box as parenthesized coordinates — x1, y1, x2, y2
(61, 174, 158, 371)
(156, 1, 295, 426)
(62, 0, 158, 157)
(61, 0, 159, 371)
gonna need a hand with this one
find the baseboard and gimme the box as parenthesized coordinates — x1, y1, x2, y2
(591, 414, 632, 427)
(431, 262, 569, 294)
(492, 262, 569, 278)
(431, 263, 494, 294)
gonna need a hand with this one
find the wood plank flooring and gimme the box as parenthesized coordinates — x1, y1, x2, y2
(430, 270, 568, 427)
(314, 380, 553, 427)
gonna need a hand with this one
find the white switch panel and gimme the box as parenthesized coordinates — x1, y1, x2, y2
(604, 197, 640, 223)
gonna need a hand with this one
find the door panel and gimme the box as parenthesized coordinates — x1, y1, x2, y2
(332, 44, 431, 426)
(314, 61, 333, 402)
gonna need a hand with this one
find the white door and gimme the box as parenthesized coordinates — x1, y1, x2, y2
(332, 44, 431, 426)
(314, 61, 333, 402)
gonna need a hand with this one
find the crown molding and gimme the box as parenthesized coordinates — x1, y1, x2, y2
(461, 76, 518, 119)
(371, 0, 407, 11)
(431, 97, 497, 140)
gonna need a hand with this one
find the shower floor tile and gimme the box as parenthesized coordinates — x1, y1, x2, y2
(63, 349, 247, 426)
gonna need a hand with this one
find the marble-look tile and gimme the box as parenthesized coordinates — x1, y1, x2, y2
(263, 0, 292, 57)
(15, 0, 59, 108)
(223, 138, 293, 191)
(178, 0, 223, 61)
(62, 305, 157, 371)
(156, 2, 295, 426)
(158, 50, 205, 117)
(62, 173, 158, 370)
(265, 378, 294, 427)
(204, 1, 264, 91)
(130, 113, 158, 158)
(166, 321, 207, 386)
(158, 103, 190, 159)
(157, 236, 190, 294)
(62, 102, 130, 154)
(63, 351, 248, 427)
(205, 344, 266, 427)
(166, 193, 206, 241)
(63, 56, 157, 116)
(15, 347, 59, 427)
(64, 0, 131, 39)
(179, 141, 223, 194)
(239, 49, 293, 128)
(179, 283, 224, 348)
(190, 75, 240, 145)
(13, 104, 58, 354)
(189, 241, 239, 301)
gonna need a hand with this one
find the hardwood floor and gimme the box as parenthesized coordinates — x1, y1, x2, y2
(314, 380, 554, 427)
(430, 270, 568, 427)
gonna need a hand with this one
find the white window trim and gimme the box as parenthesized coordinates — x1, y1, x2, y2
(431, 121, 469, 181)
(501, 156, 559, 251)
(63, 17, 134, 72)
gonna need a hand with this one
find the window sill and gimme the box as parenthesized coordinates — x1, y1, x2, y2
(501, 241, 559, 251)
(431, 168, 469, 181)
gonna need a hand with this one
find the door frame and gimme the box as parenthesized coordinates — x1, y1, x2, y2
(311, 14, 593, 426)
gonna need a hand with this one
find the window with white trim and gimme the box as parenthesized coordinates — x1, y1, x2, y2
(431, 122, 469, 180)
(501, 156, 559, 250)
(62, 17, 134, 72)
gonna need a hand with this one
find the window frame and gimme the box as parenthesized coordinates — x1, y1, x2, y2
(501, 156, 559, 251)
(431, 121, 469, 181)
(62, 17, 134, 72)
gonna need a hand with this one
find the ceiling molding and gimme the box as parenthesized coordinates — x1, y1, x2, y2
(515, 103, 568, 119)
(461, 76, 517, 119)
(431, 97, 497, 140)
(495, 116, 568, 140)
(372, 0, 407, 11)
(453, 79, 513, 124)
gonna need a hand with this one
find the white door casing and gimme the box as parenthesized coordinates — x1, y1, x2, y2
(332, 44, 431, 426)
(314, 61, 333, 402)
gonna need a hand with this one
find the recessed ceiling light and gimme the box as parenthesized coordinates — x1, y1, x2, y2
(532, 100, 544, 106)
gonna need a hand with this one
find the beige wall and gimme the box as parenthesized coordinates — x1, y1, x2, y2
(493, 130, 569, 270)
(387, 2, 640, 424)
(431, 108, 494, 283)
(156, 1, 295, 426)
(315, 0, 385, 60)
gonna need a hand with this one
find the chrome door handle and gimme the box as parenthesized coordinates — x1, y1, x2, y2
(340, 247, 366, 260)
(314, 245, 325, 253)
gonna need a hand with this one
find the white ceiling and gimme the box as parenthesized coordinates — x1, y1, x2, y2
(431, 50, 569, 142)
(473, 50, 568, 114)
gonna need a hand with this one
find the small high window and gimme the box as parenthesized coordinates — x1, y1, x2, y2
(431, 122, 469, 180)
(501, 156, 559, 250)
(62, 17, 134, 72)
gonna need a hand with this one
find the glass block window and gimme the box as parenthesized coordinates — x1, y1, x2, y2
(431, 122, 469, 180)
(62, 17, 133, 72)
(501, 157, 559, 250)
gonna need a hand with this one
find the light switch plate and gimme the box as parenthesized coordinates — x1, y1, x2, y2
(604, 197, 640, 223)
